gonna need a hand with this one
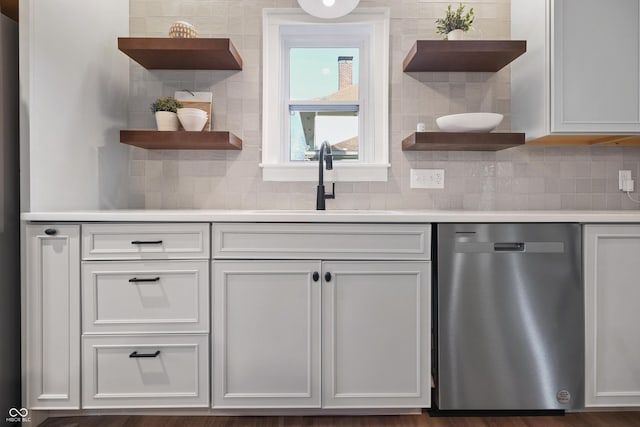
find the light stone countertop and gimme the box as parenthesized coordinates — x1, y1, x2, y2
(20, 209, 640, 223)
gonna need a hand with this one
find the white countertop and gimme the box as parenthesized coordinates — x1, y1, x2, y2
(20, 209, 640, 223)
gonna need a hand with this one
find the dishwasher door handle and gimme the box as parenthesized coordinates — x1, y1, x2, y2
(494, 242, 525, 252)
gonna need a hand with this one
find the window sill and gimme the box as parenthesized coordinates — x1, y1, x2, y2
(260, 163, 389, 182)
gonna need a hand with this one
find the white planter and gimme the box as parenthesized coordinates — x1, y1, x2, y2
(155, 111, 179, 131)
(447, 29, 464, 40)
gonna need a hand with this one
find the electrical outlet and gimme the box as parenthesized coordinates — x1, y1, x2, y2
(619, 170, 632, 191)
(410, 169, 445, 189)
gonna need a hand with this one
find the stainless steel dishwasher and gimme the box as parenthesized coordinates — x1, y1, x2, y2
(435, 223, 583, 411)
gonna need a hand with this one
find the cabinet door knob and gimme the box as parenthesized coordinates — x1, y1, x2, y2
(325, 272, 332, 282)
(312, 272, 320, 282)
(44, 228, 57, 236)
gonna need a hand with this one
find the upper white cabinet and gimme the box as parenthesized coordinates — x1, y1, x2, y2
(511, 0, 640, 139)
(552, 0, 640, 132)
(584, 225, 640, 407)
(26, 224, 80, 409)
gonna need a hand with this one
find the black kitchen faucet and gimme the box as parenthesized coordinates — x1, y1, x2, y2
(316, 141, 335, 210)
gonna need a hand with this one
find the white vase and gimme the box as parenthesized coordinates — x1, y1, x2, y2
(155, 111, 179, 131)
(447, 29, 464, 40)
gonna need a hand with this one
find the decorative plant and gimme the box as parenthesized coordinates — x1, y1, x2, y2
(435, 3, 475, 38)
(150, 97, 183, 113)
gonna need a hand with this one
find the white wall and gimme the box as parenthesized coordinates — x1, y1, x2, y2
(20, 0, 130, 211)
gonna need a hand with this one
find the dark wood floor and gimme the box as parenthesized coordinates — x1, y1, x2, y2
(39, 412, 640, 427)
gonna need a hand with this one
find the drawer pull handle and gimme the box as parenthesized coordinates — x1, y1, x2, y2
(128, 277, 160, 283)
(131, 240, 163, 245)
(129, 350, 161, 358)
(44, 228, 57, 236)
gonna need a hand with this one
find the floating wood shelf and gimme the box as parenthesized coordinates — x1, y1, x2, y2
(117, 37, 243, 70)
(526, 134, 640, 146)
(403, 40, 527, 72)
(120, 130, 242, 150)
(1, 0, 18, 21)
(402, 132, 525, 151)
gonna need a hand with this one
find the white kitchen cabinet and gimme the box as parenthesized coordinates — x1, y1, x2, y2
(82, 334, 209, 408)
(25, 224, 80, 409)
(552, 0, 640, 132)
(322, 261, 431, 409)
(212, 260, 322, 409)
(584, 225, 640, 407)
(82, 223, 210, 260)
(511, 0, 640, 138)
(82, 260, 209, 334)
(211, 223, 431, 410)
(80, 223, 210, 408)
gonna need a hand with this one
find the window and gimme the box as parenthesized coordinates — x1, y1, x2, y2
(262, 9, 390, 182)
(289, 48, 361, 162)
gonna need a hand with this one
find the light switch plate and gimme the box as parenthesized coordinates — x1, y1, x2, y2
(410, 169, 445, 189)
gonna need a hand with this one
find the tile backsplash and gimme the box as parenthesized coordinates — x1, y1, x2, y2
(127, 0, 640, 210)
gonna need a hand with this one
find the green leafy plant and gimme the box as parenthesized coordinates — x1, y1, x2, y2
(435, 3, 475, 38)
(150, 97, 183, 113)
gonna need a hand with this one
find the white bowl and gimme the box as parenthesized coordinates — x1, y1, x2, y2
(178, 114, 207, 131)
(436, 113, 504, 133)
(177, 108, 207, 118)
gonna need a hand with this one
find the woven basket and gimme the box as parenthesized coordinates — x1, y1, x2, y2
(169, 21, 197, 38)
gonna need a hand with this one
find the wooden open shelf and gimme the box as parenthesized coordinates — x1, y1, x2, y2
(403, 40, 526, 72)
(117, 37, 243, 70)
(120, 130, 242, 150)
(402, 132, 525, 151)
(1, 0, 18, 21)
(526, 134, 640, 146)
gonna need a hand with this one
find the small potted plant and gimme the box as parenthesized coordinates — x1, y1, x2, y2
(150, 97, 183, 131)
(435, 3, 474, 40)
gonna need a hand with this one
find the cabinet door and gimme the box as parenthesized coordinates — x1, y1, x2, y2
(552, 0, 640, 132)
(26, 224, 80, 409)
(322, 261, 431, 408)
(212, 260, 321, 408)
(585, 225, 640, 406)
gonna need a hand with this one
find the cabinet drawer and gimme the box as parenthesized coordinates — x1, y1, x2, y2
(82, 334, 208, 408)
(82, 223, 210, 260)
(213, 223, 431, 260)
(82, 261, 209, 334)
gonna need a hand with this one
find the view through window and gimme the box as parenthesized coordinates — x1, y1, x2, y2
(288, 48, 360, 162)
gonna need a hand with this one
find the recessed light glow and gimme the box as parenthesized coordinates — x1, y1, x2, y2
(323, 0, 336, 6)
(322, 67, 330, 75)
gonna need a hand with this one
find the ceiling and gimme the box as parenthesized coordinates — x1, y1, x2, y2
(1, 0, 18, 22)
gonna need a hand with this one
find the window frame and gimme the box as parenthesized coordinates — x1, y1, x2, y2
(261, 8, 390, 182)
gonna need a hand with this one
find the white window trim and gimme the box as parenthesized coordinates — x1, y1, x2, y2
(261, 8, 390, 182)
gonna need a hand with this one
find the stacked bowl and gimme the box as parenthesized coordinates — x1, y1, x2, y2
(177, 108, 208, 131)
